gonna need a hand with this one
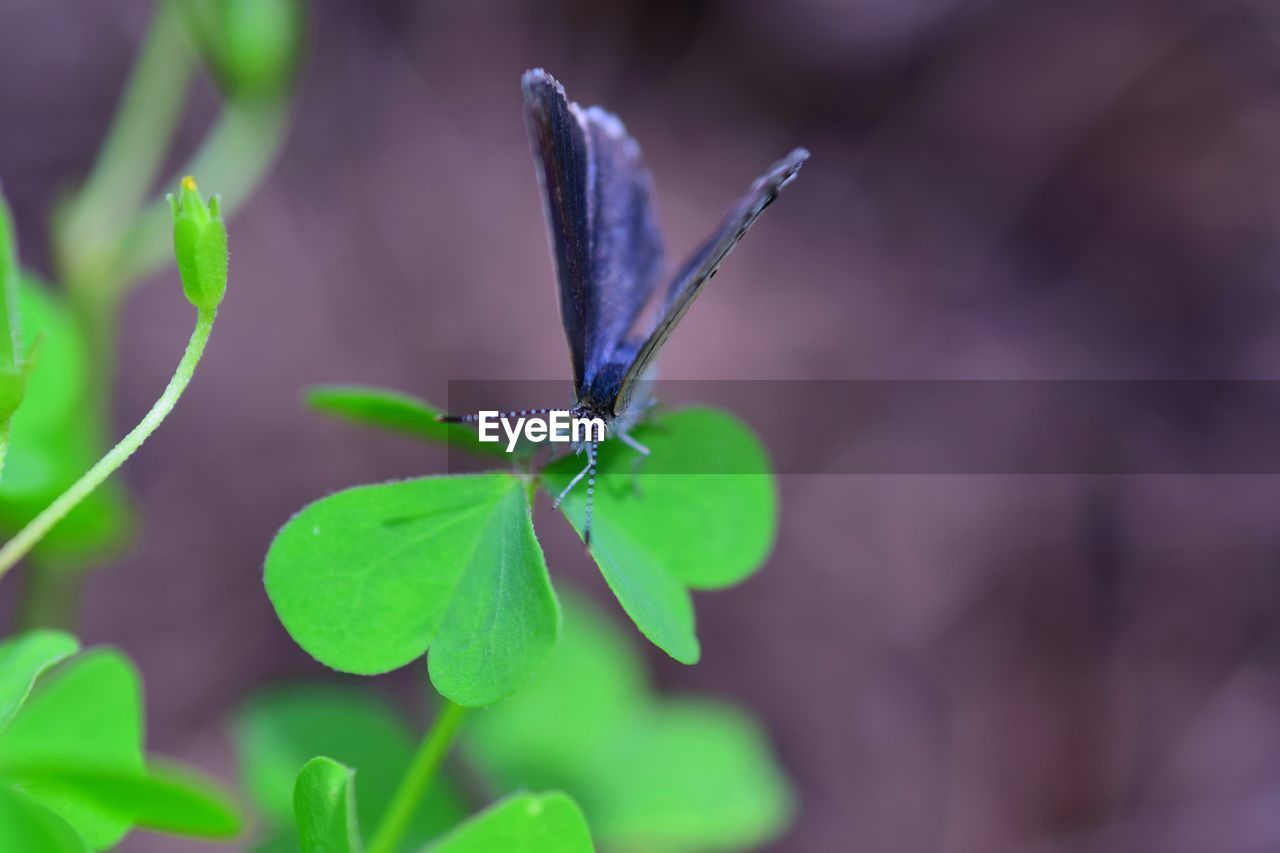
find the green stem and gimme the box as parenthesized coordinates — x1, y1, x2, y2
(65, 0, 194, 232)
(0, 308, 217, 580)
(368, 700, 468, 853)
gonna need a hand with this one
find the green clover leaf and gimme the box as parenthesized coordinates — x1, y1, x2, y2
(0, 631, 78, 733)
(0, 648, 144, 848)
(265, 473, 560, 706)
(543, 407, 776, 662)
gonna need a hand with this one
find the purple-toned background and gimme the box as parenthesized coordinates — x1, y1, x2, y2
(6, 1, 1280, 851)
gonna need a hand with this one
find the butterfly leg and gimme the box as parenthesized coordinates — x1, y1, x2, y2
(618, 431, 650, 457)
(617, 431, 650, 496)
(552, 442, 598, 548)
(584, 440, 597, 549)
(552, 455, 591, 509)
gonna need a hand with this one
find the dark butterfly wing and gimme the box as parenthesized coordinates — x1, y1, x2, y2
(579, 105, 665, 379)
(522, 69, 593, 391)
(608, 147, 810, 416)
(521, 69, 665, 399)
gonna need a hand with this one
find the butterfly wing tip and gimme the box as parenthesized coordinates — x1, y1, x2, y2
(521, 68, 562, 96)
(773, 148, 809, 189)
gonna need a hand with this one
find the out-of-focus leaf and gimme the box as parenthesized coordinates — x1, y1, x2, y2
(466, 593, 793, 852)
(0, 785, 87, 852)
(428, 792, 593, 853)
(0, 368, 26, 428)
(0, 279, 86, 495)
(585, 702, 792, 850)
(202, 0, 305, 100)
(234, 686, 464, 850)
(265, 473, 559, 706)
(0, 649, 143, 849)
(305, 385, 508, 459)
(293, 757, 360, 853)
(0, 193, 25, 424)
(0, 631, 79, 732)
(0, 277, 131, 564)
(463, 595, 644, 792)
(543, 408, 776, 662)
(0, 762, 241, 839)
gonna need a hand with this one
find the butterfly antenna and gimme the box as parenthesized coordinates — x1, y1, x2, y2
(584, 440, 597, 549)
(436, 407, 559, 424)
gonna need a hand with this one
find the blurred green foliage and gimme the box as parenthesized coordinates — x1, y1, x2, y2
(190, 0, 305, 101)
(428, 793, 593, 853)
(0, 279, 131, 568)
(236, 588, 793, 851)
(0, 195, 26, 430)
(0, 633, 242, 849)
(0, 0, 298, 593)
(468, 593, 794, 851)
(234, 686, 466, 851)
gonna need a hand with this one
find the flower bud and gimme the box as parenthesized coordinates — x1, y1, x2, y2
(202, 0, 304, 101)
(169, 177, 228, 311)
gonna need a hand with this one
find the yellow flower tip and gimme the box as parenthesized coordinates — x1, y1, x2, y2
(182, 176, 198, 192)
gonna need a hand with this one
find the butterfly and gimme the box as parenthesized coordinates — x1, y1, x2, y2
(445, 69, 808, 546)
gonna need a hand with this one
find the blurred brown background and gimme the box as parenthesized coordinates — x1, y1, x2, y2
(6, 0, 1280, 851)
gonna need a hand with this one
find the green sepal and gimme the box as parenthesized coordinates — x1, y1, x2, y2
(168, 178, 228, 311)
